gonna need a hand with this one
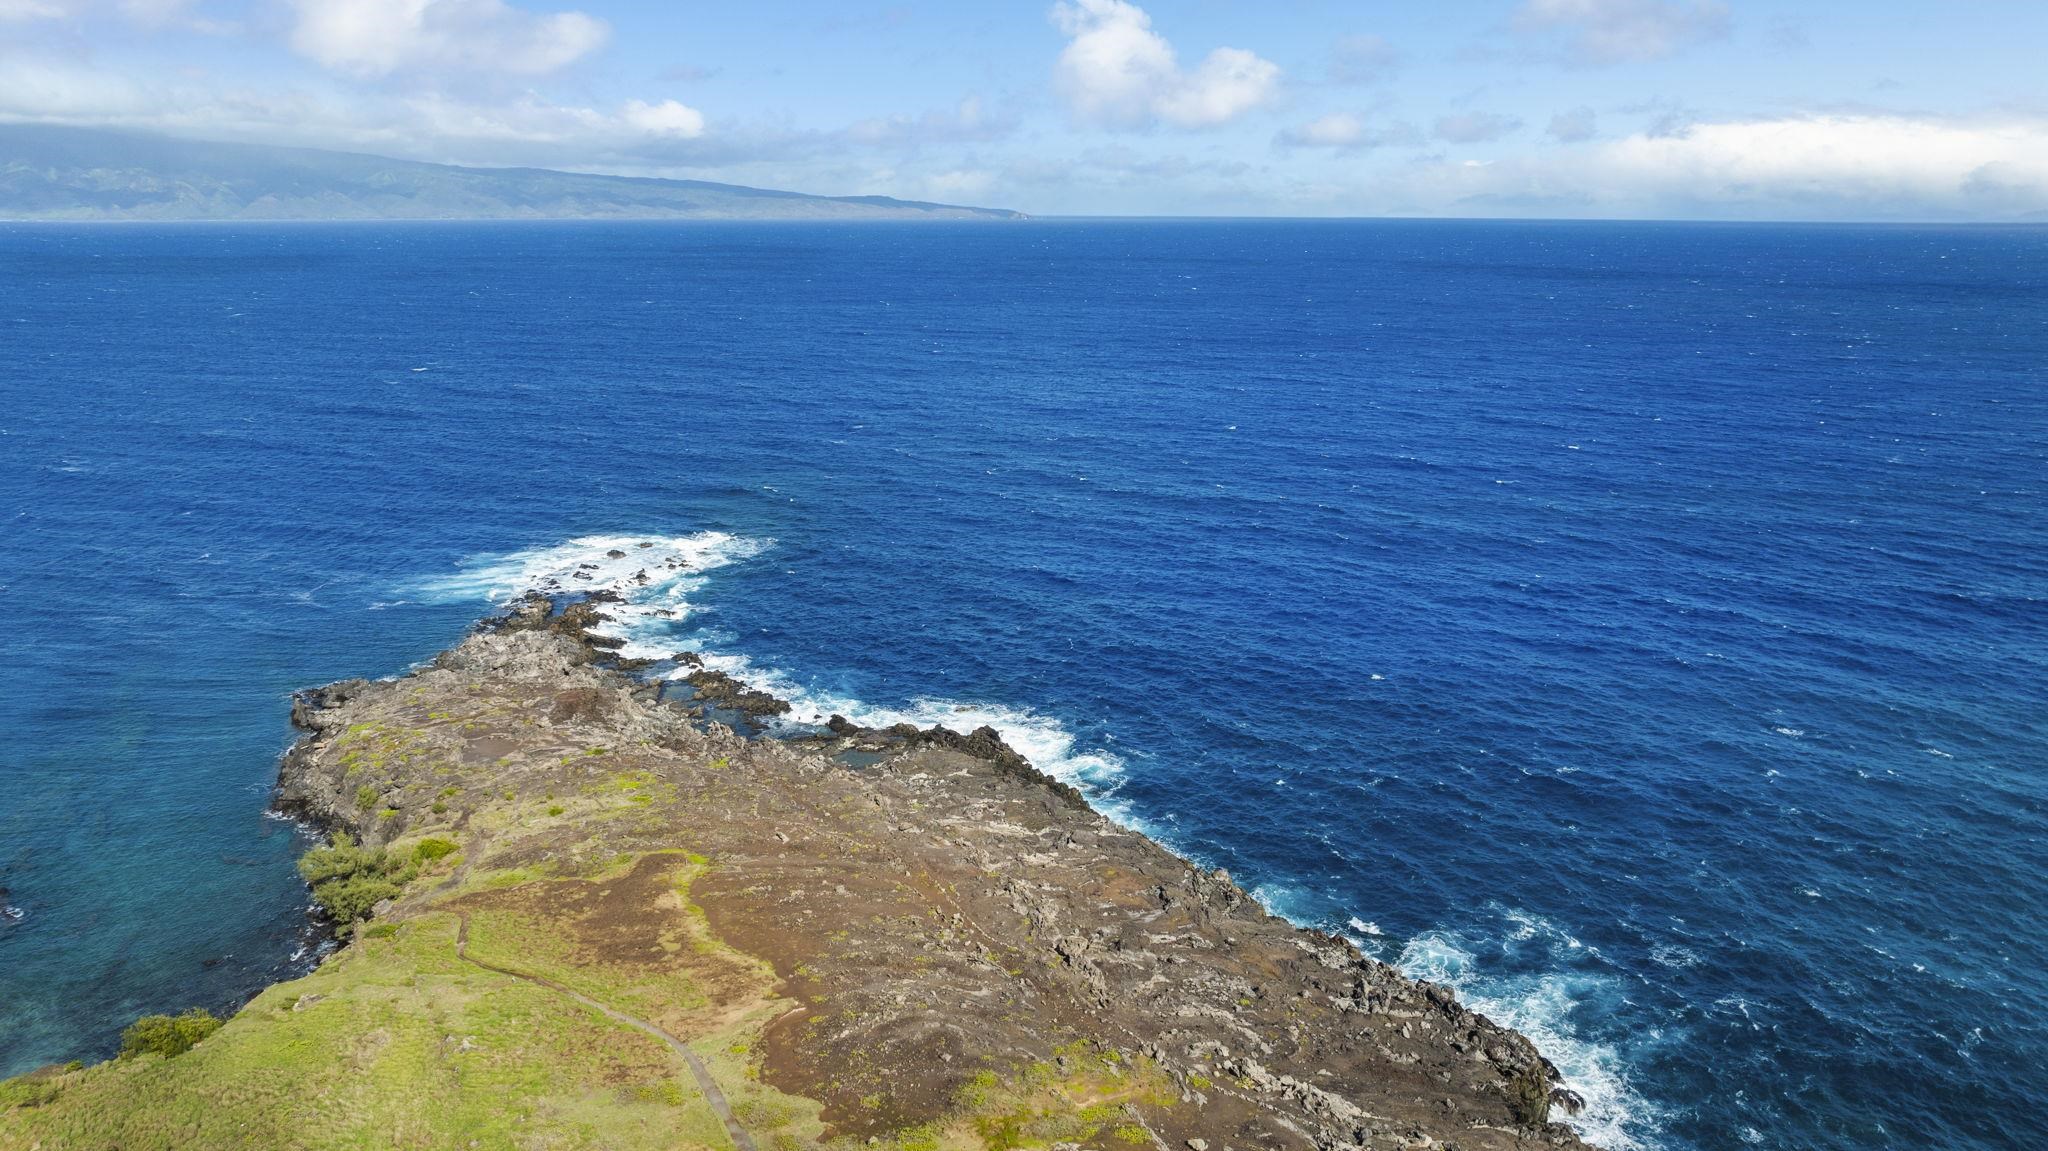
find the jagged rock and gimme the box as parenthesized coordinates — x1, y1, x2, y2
(685, 669, 793, 716)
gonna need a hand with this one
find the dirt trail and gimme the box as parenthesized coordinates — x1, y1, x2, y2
(453, 911, 758, 1151)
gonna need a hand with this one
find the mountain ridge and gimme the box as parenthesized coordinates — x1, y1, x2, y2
(0, 124, 1027, 221)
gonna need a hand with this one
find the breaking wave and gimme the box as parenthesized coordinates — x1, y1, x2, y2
(1397, 909, 1661, 1150)
(412, 531, 1129, 803)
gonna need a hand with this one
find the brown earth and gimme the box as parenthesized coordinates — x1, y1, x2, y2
(271, 594, 1599, 1151)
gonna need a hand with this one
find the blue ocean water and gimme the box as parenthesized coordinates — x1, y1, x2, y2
(1, 219, 2044, 1149)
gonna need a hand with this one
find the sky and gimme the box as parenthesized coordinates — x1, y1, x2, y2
(3, 0, 2046, 219)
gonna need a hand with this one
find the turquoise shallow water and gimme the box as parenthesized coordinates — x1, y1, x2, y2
(1, 220, 2044, 1150)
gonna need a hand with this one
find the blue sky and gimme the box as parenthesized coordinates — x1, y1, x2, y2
(3, 0, 2046, 218)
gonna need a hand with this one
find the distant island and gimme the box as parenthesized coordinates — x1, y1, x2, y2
(0, 125, 1027, 222)
(0, 582, 1592, 1150)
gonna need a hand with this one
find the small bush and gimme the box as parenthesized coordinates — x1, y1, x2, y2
(118, 1009, 221, 1060)
(411, 837, 458, 864)
(354, 785, 378, 810)
(298, 834, 415, 926)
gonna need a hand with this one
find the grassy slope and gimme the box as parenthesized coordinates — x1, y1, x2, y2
(0, 840, 1172, 1151)
(0, 849, 807, 1151)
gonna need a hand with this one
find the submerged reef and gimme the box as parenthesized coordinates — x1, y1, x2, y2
(0, 595, 1593, 1151)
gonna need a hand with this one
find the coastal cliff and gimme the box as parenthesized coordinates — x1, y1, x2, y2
(1, 594, 1594, 1151)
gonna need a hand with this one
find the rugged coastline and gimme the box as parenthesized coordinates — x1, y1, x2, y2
(2, 593, 1594, 1151)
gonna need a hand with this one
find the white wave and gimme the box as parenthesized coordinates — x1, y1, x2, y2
(691, 647, 1131, 799)
(1397, 915, 1659, 1151)
(1348, 916, 1384, 937)
(1649, 943, 1700, 968)
(412, 531, 1130, 814)
(415, 532, 767, 630)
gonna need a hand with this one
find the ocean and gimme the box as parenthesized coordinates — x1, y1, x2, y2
(0, 219, 2042, 1150)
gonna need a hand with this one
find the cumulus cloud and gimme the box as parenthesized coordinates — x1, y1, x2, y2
(1051, 0, 1279, 129)
(1547, 106, 1598, 141)
(287, 0, 609, 78)
(1513, 0, 1730, 66)
(1434, 111, 1522, 143)
(619, 99, 704, 139)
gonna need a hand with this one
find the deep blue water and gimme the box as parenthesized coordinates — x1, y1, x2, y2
(2, 220, 2044, 1149)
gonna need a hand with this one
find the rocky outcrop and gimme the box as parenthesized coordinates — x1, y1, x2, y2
(259, 596, 1598, 1151)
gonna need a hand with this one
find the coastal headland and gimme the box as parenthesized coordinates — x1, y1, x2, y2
(1, 588, 1594, 1151)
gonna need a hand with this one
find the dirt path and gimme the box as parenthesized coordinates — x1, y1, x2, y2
(453, 911, 758, 1151)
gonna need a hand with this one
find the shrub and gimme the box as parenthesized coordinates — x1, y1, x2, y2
(354, 785, 378, 810)
(118, 1009, 221, 1060)
(298, 834, 415, 926)
(411, 837, 458, 864)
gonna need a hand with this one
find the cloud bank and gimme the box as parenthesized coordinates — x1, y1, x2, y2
(1369, 115, 2048, 219)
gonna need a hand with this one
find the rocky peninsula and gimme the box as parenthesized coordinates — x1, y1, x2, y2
(1, 593, 1593, 1151)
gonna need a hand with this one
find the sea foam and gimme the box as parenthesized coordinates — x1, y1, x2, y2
(414, 532, 1130, 805)
(1396, 910, 1660, 1151)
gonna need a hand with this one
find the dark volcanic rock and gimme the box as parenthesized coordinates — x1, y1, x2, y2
(684, 670, 792, 717)
(290, 679, 372, 733)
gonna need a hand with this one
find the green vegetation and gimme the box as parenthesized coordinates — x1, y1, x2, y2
(0, 916, 735, 1149)
(117, 1010, 222, 1060)
(936, 1041, 1177, 1151)
(411, 837, 458, 864)
(296, 834, 414, 926)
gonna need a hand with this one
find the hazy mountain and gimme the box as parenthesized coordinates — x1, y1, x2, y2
(0, 125, 1026, 221)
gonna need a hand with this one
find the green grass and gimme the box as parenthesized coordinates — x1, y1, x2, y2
(0, 915, 735, 1151)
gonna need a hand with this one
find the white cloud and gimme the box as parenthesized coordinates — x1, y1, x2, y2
(286, 0, 610, 78)
(1051, 0, 1279, 129)
(1276, 112, 1420, 152)
(0, 56, 709, 160)
(1514, 0, 1730, 66)
(1370, 115, 2048, 220)
(620, 99, 704, 139)
(1283, 113, 1369, 149)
